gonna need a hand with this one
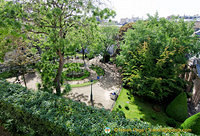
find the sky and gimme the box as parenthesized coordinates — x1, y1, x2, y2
(108, 0, 200, 21)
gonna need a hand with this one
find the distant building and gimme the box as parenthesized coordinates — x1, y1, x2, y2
(120, 17, 142, 25)
(167, 15, 200, 22)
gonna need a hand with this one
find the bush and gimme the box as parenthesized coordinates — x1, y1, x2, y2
(181, 112, 200, 135)
(63, 70, 90, 81)
(151, 114, 157, 120)
(0, 70, 17, 79)
(166, 118, 177, 128)
(63, 84, 71, 94)
(166, 92, 188, 122)
(0, 80, 194, 136)
(63, 63, 84, 68)
(36, 83, 41, 90)
(89, 65, 105, 76)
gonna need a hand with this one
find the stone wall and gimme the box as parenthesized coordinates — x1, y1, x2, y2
(185, 64, 200, 107)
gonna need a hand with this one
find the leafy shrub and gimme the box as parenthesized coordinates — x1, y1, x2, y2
(181, 112, 200, 135)
(151, 114, 157, 120)
(36, 83, 41, 90)
(166, 92, 188, 122)
(63, 63, 84, 68)
(118, 22, 135, 41)
(63, 70, 90, 81)
(89, 65, 105, 76)
(0, 70, 18, 79)
(166, 118, 177, 127)
(0, 80, 194, 136)
(63, 84, 71, 94)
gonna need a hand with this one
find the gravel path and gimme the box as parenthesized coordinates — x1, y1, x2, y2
(65, 57, 122, 110)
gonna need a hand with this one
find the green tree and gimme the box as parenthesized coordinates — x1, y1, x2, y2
(15, 0, 115, 95)
(4, 41, 39, 87)
(117, 14, 199, 102)
(72, 20, 100, 65)
(0, 0, 39, 87)
(0, 0, 23, 62)
(98, 25, 119, 62)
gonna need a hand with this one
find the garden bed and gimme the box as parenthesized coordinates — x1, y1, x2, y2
(89, 64, 105, 76)
(63, 69, 90, 81)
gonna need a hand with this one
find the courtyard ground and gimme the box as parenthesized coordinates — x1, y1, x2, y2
(6, 57, 122, 110)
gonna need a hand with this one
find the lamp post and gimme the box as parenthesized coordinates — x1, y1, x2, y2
(90, 76, 100, 107)
(90, 79, 94, 106)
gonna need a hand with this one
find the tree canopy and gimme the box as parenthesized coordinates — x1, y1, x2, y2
(0, 0, 115, 95)
(117, 15, 200, 102)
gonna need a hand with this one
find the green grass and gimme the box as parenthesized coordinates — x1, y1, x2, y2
(70, 80, 98, 88)
(89, 65, 105, 76)
(113, 88, 179, 127)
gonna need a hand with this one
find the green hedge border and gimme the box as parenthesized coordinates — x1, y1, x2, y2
(0, 80, 195, 136)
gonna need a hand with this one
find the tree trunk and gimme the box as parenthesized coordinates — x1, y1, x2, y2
(82, 47, 86, 65)
(54, 50, 64, 95)
(22, 69, 27, 87)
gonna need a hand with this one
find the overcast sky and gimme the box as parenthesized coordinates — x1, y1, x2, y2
(109, 0, 200, 21)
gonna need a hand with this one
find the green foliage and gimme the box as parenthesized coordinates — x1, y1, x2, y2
(62, 63, 90, 81)
(0, 1, 24, 62)
(89, 64, 105, 76)
(181, 112, 200, 135)
(36, 50, 58, 93)
(36, 83, 41, 90)
(166, 92, 188, 122)
(117, 14, 199, 102)
(63, 63, 84, 68)
(119, 22, 135, 41)
(0, 70, 16, 79)
(98, 25, 119, 62)
(166, 118, 177, 128)
(0, 80, 194, 136)
(63, 69, 90, 81)
(1, 0, 115, 94)
(63, 84, 72, 94)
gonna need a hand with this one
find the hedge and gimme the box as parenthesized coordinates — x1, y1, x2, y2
(181, 112, 200, 135)
(166, 92, 188, 122)
(0, 80, 195, 136)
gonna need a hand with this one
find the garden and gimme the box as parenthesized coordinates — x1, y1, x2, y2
(0, 0, 200, 135)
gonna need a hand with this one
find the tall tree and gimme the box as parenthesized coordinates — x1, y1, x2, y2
(117, 15, 200, 102)
(98, 25, 119, 62)
(18, 0, 115, 95)
(72, 20, 101, 65)
(4, 41, 39, 87)
(0, 0, 23, 62)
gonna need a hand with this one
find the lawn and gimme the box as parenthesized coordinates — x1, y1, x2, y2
(70, 80, 98, 88)
(113, 88, 177, 127)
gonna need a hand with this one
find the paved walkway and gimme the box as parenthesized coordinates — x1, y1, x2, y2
(65, 57, 122, 110)
(7, 57, 122, 110)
